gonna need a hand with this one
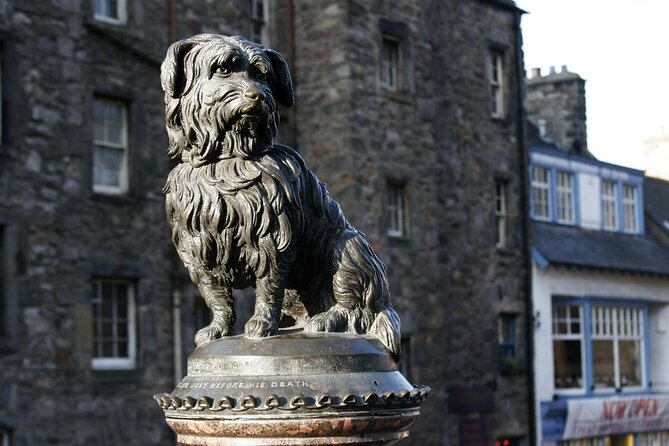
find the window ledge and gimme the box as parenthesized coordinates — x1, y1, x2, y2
(379, 88, 415, 105)
(91, 368, 141, 383)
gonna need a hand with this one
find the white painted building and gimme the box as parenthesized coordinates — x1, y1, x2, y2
(529, 144, 669, 446)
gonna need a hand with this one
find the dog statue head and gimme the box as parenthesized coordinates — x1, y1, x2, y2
(160, 34, 294, 166)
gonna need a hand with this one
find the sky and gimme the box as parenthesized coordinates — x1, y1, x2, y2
(517, 0, 669, 171)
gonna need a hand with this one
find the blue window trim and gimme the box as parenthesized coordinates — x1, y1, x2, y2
(530, 164, 553, 221)
(529, 164, 578, 226)
(499, 313, 517, 358)
(552, 296, 652, 397)
(528, 156, 645, 235)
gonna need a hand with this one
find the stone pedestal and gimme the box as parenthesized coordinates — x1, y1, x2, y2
(155, 331, 429, 445)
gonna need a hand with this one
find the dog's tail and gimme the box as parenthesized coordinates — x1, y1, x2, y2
(332, 232, 401, 360)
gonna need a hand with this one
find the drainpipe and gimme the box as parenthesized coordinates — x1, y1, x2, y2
(513, 7, 537, 446)
(168, 0, 176, 43)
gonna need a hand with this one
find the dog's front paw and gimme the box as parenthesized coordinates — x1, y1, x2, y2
(194, 323, 224, 345)
(245, 311, 278, 338)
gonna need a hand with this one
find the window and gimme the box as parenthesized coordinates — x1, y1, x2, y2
(488, 49, 505, 118)
(622, 184, 638, 233)
(250, 0, 269, 45)
(553, 300, 647, 394)
(94, 0, 126, 24)
(591, 306, 643, 390)
(498, 314, 517, 358)
(556, 171, 575, 224)
(531, 166, 551, 220)
(494, 180, 507, 248)
(552, 304, 584, 390)
(380, 36, 402, 91)
(93, 98, 128, 195)
(387, 182, 409, 237)
(601, 180, 618, 230)
(91, 279, 136, 370)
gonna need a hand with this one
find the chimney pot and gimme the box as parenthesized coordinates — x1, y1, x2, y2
(561, 65, 568, 73)
(531, 67, 541, 78)
(549, 66, 556, 75)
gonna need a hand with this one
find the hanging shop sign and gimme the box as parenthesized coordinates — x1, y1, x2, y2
(563, 394, 669, 439)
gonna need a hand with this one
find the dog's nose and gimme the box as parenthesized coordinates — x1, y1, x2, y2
(245, 89, 265, 102)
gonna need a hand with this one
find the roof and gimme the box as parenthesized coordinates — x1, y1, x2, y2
(645, 176, 669, 235)
(531, 222, 669, 277)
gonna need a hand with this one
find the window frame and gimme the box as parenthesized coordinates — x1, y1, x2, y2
(249, 0, 269, 46)
(621, 183, 639, 234)
(92, 97, 129, 195)
(91, 278, 137, 371)
(531, 165, 552, 221)
(552, 302, 586, 394)
(380, 35, 402, 91)
(498, 313, 517, 359)
(494, 180, 507, 248)
(386, 181, 410, 238)
(555, 170, 575, 224)
(552, 297, 649, 397)
(93, 0, 127, 25)
(601, 180, 618, 231)
(488, 49, 505, 119)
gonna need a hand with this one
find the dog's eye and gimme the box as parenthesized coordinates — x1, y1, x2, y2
(253, 70, 267, 81)
(215, 66, 232, 76)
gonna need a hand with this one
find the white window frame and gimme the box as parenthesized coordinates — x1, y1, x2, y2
(531, 166, 551, 221)
(387, 182, 409, 238)
(91, 279, 137, 370)
(494, 180, 507, 248)
(622, 184, 639, 233)
(250, 0, 269, 46)
(94, 0, 127, 25)
(552, 303, 586, 394)
(92, 97, 129, 195)
(489, 49, 505, 118)
(380, 36, 402, 91)
(601, 180, 618, 231)
(556, 171, 575, 224)
(590, 305, 645, 392)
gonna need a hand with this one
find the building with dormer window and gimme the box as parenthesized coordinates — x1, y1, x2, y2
(527, 69, 669, 446)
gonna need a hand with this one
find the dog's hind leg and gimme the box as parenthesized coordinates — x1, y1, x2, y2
(304, 232, 401, 358)
(194, 279, 235, 345)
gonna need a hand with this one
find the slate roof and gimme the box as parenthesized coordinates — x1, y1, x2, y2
(531, 222, 669, 277)
(645, 176, 669, 235)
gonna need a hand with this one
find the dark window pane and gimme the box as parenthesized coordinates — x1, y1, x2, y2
(117, 340, 128, 357)
(592, 340, 615, 388)
(117, 322, 128, 339)
(101, 341, 114, 357)
(619, 340, 642, 387)
(101, 322, 114, 338)
(553, 339, 583, 388)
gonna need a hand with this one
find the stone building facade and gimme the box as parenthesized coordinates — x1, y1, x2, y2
(0, 1, 531, 445)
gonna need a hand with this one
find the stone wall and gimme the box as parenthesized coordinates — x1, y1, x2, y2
(0, 0, 531, 445)
(525, 66, 588, 154)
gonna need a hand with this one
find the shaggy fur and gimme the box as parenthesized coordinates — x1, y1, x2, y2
(161, 34, 400, 357)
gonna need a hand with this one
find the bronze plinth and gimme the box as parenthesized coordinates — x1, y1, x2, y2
(154, 331, 429, 445)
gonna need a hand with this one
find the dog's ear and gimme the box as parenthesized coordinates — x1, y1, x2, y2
(161, 39, 201, 99)
(265, 49, 294, 108)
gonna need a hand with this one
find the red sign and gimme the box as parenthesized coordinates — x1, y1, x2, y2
(563, 395, 669, 439)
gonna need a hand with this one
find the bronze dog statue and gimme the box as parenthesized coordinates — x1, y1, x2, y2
(160, 34, 400, 357)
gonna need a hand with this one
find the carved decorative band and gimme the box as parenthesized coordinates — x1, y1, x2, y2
(154, 385, 431, 413)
